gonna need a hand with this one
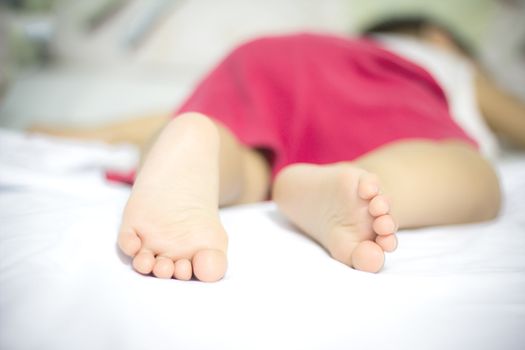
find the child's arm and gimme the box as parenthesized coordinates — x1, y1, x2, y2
(475, 69, 525, 149)
(29, 112, 170, 150)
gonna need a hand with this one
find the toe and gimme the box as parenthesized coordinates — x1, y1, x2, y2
(373, 214, 397, 235)
(351, 241, 385, 273)
(369, 195, 390, 217)
(118, 229, 142, 256)
(192, 249, 227, 282)
(132, 250, 156, 275)
(358, 173, 380, 200)
(153, 256, 175, 279)
(376, 234, 397, 252)
(173, 259, 193, 281)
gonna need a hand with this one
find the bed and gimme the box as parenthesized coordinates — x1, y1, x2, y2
(0, 128, 524, 350)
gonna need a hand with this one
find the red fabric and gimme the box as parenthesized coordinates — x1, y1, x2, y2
(105, 170, 136, 185)
(175, 33, 477, 178)
(107, 33, 477, 184)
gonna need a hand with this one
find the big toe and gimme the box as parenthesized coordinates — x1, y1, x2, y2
(351, 241, 385, 273)
(192, 249, 227, 282)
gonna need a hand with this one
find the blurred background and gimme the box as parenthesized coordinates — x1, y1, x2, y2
(0, 0, 524, 130)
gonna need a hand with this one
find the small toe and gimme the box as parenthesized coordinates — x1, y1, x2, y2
(153, 256, 175, 279)
(373, 214, 397, 235)
(173, 259, 193, 281)
(369, 195, 390, 217)
(118, 230, 142, 256)
(351, 241, 384, 273)
(358, 173, 380, 200)
(192, 249, 227, 282)
(375, 234, 398, 252)
(133, 250, 156, 275)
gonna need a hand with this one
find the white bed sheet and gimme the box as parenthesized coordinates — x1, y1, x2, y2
(1, 129, 524, 350)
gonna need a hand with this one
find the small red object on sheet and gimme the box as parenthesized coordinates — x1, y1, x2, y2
(105, 169, 136, 185)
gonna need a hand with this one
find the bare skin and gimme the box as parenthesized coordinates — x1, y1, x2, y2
(117, 112, 499, 281)
(422, 25, 525, 149)
(29, 112, 170, 154)
(30, 102, 507, 280)
(118, 113, 270, 281)
(29, 28, 518, 281)
(272, 163, 397, 272)
(118, 114, 228, 281)
(475, 69, 525, 148)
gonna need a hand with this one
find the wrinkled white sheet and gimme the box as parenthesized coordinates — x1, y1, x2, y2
(1, 129, 524, 350)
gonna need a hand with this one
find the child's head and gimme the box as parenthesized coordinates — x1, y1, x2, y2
(360, 15, 475, 60)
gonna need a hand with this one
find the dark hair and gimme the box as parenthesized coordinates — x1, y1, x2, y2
(360, 15, 476, 59)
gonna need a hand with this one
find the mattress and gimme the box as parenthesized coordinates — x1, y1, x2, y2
(1, 128, 524, 350)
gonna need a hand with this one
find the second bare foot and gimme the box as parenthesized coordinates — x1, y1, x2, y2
(273, 163, 398, 273)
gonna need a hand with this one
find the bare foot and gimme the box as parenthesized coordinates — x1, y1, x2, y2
(117, 113, 228, 282)
(273, 163, 397, 273)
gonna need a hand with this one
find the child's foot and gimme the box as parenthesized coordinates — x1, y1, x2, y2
(117, 114, 228, 282)
(273, 163, 397, 273)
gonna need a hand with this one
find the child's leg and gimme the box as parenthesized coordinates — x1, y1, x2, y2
(118, 112, 270, 282)
(272, 140, 500, 273)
